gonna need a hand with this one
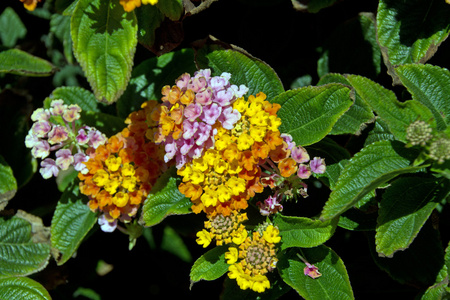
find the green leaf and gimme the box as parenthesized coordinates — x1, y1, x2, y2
(204, 49, 285, 100)
(274, 215, 338, 250)
(0, 155, 17, 207)
(0, 7, 27, 48)
(156, 0, 183, 21)
(50, 86, 100, 112)
(135, 4, 164, 49)
(317, 13, 381, 79)
(377, 0, 450, 67)
(50, 13, 74, 64)
(375, 176, 450, 257)
(71, 0, 138, 104)
(369, 221, 444, 286)
(363, 118, 395, 147)
(346, 75, 436, 143)
(272, 84, 353, 146)
(318, 73, 374, 135)
(82, 111, 125, 137)
(320, 140, 422, 220)
(278, 246, 354, 299)
(190, 246, 229, 286)
(116, 48, 197, 118)
(51, 183, 97, 265)
(0, 277, 51, 300)
(395, 63, 450, 131)
(140, 168, 192, 227)
(0, 217, 50, 277)
(0, 49, 56, 77)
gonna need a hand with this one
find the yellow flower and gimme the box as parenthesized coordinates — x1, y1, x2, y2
(105, 155, 122, 172)
(263, 225, 281, 244)
(20, 0, 41, 11)
(225, 247, 239, 264)
(196, 229, 213, 248)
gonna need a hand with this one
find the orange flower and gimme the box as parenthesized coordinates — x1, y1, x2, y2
(278, 158, 298, 178)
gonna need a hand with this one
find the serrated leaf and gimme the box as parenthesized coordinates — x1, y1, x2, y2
(274, 215, 338, 250)
(116, 48, 197, 118)
(376, 176, 450, 257)
(395, 64, 450, 131)
(51, 183, 97, 265)
(0, 277, 51, 300)
(346, 75, 436, 143)
(140, 168, 192, 227)
(0, 7, 27, 48)
(318, 73, 374, 135)
(272, 84, 353, 146)
(190, 245, 229, 286)
(0, 155, 17, 207)
(364, 117, 395, 147)
(0, 49, 56, 77)
(204, 49, 285, 100)
(278, 246, 354, 300)
(0, 217, 50, 277)
(377, 0, 450, 67)
(50, 86, 100, 112)
(71, 0, 138, 104)
(320, 140, 422, 220)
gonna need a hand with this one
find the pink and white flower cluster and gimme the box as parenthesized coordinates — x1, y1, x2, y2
(156, 69, 249, 168)
(25, 99, 107, 179)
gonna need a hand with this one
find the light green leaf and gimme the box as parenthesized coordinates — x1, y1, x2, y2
(116, 48, 197, 118)
(51, 183, 97, 265)
(274, 214, 338, 250)
(0, 49, 56, 77)
(140, 168, 192, 227)
(205, 49, 285, 100)
(318, 73, 374, 135)
(0, 277, 51, 300)
(71, 0, 138, 104)
(0, 155, 17, 208)
(377, 0, 450, 67)
(395, 63, 450, 131)
(346, 75, 436, 143)
(190, 246, 229, 286)
(0, 7, 27, 48)
(376, 176, 450, 257)
(278, 246, 354, 299)
(272, 84, 353, 146)
(0, 217, 50, 277)
(320, 140, 422, 220)
(50, 86, 100, 112)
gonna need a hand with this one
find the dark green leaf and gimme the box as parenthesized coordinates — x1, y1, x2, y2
(0, 7, 27, 48)
(0, 49, 56, 77)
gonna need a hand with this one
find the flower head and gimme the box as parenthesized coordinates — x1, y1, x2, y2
(406, 120, 433, 146)
(20, 0, 41, 11)
(226, 224, 281, 293)
(119, 0, 158, 12)
(149, 69, 248, 169)
(25, 99, 107, 179)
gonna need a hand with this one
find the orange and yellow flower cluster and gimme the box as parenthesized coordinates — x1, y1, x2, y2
(119, 0, 158, 12)
(79, 101, 166, 229)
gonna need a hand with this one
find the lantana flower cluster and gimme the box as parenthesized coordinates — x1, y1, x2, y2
(78, 101, 167, 231)
(25, 99, 107, 179)
(19, 0, 41, 11)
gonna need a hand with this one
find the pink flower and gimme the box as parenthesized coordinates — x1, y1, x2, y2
(184, 103, 202, 122)
(195, 88, 213, 105)
(194, 123, 213, 146)
(257, 195, 283, 216)
(310, 157, 326, 174)
(76, 128, 89, 145)
(202, 103, 222, 125)
(32, 140, 50, 159)
(87, 129, 107, 149)
(281, 133, 295, 150)
(31, 121, 52, 138)
(291, 146, 310, 164)
(48, 125, 69, 144)
(50, 99, 67, 116)
(55, 149, 74, 170)
(73, 153, 89, 174)
(39, 158, 59, 179)
(63, 105, 82, 122)
(304, 262, 322, 279)
(219, 107, 241, 130)
(25, 131, 40, 148)
(31, 108, 50, 122)
(297, 164, 311, 179)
